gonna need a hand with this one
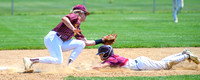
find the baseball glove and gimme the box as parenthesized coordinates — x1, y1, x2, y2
(103, 34, 117, 45)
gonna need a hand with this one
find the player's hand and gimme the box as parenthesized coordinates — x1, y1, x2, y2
(92, 67, 99, 69)
(73, 29, 82, 35)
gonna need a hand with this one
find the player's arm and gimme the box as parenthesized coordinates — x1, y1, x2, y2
(61, 16, 81, 35)
(92, 63, 110, 69)
(81, 38, 105, 46)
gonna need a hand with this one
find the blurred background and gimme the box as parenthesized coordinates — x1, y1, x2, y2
(1, 0, 200, 16)
(0, 0, 200, 49)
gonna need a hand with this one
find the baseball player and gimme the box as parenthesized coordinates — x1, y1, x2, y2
(93, 45, 200, 70)
(173, 0, 184, 23)
(23, 4, 108, 72)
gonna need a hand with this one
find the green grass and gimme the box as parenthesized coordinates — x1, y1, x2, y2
(64, 75, 200, 80)
(0, 0, 200, 50)
(0, 13, 200, 50)
(1, 0, 200, 16)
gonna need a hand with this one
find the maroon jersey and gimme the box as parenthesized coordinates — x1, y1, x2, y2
(52, 13, 85, 41)
(102, 55, 129, 67)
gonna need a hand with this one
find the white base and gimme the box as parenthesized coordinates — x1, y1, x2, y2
(0, 67, 8, 71)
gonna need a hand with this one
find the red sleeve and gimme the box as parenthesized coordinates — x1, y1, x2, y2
(102, 56, 118, 67)
(66, 13, 78, 22)
(102, 55, 128, 67)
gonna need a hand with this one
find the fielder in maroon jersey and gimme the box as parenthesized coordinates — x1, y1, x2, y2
(23, 4, 106, 72)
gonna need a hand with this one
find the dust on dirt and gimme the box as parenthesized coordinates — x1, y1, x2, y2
(0, 47, 200, 80)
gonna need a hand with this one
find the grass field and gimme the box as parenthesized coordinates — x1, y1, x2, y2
(0, 0, 199, 50)
(0, 13, 199, 50)
(64, 75, 200, 80)
(0, 0, 200, 16)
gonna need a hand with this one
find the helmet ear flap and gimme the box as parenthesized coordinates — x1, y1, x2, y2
(102, 45, 113, 59)
(103, 53, 108, 58)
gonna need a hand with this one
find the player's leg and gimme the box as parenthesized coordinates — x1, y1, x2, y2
(39, 31, 64, 64)
(168, 54, 189, 64)
(162, 49, 200, 69)
(61, 39, 85, 64)
(176, 0, 184, 14)
(135, 55, 188, 70)
(161, 52, 183, 62)
(134, 56, 168, 70)
(24, 31, 64, 71)
(166, 54, 189, 69)
(173, 0, 178, 23)
(162, 49, 200, 64)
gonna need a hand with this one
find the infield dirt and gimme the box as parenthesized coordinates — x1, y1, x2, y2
(0, 47, 200, 80)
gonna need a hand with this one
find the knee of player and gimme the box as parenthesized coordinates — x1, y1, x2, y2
(54, 58, 63, 64)
(56, 60, 63, 64)
(78, 40, 86, 48)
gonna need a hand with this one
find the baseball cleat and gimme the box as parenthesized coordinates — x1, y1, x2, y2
(67, 59, 73, 65)
(182, 49, 200, 64)
(23, 57, 34, 71)
(23, 69, 34, 73)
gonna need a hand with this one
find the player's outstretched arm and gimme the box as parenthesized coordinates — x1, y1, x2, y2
(85, 40, 96, 46)
(81, 33, 117, 46)
(81, 38, 105, 46)
(92, 63, 110, 69)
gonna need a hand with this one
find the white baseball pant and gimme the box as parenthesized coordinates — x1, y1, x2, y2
(37, 31, 85, 64)
(123, 52, 189, 70)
